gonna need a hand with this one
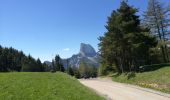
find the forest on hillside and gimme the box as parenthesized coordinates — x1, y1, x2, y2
(0, 46, 45, 72)
(0, 46, 65, 72)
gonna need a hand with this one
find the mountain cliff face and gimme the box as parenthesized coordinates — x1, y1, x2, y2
(79, 43, 96, 57)
(44, 61, 52, 66)
(44, 43, 100, 69)
(62, 43, 100, 68)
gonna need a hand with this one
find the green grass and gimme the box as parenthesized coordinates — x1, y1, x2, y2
(0, 72, 104, 100)
(112, 66, 170, 93)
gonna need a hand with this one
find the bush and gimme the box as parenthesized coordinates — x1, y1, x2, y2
(139, 63, 170, 72)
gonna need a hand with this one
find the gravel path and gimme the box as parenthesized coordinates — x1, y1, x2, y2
(79, 79, 170, 100)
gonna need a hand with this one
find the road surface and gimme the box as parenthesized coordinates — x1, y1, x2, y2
(79, 78, 170, 100)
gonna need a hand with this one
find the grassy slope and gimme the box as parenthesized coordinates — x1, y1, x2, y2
(112, 66, 170, 93)
(0, 72, 104, 100)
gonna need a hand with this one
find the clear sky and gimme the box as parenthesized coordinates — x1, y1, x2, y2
(0, 0, 169, 62)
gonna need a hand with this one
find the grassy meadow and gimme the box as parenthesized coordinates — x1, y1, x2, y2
(112, 66, 170, 93)
(0, 72, 104, 100)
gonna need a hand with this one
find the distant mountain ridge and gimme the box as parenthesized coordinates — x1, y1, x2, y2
(44, 61, 52, 66)
(44, 43, 100, 68)
(63, 43, 100, 68)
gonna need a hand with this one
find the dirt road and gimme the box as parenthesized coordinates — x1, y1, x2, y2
(79, 79, 170, 100)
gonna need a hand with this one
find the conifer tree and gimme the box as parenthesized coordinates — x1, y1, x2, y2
(67, 66, 74, 76)
(143, 0, 170, 62)
(99, 1, 157, 73)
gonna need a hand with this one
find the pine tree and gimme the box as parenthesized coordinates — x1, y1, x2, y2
(54, 55, 65, 72)
(143, 0, 170, 62)
(99, 1, 157, 74)
(67, 66, 74, 76)
(36, 58, 44, 72)
(54, 55, 60, 71)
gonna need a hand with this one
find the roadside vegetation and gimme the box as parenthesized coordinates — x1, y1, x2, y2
(0, 72, 104, 100)
(112, 65, 170, 93)
(67, 61, 97, 79)
(98, 0, 170, 93)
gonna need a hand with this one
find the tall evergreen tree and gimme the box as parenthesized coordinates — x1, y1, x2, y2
(99, 1, 157, 74)
(36, 58, 44, 72)
(143, 0, 170, 62)
(54, 55, 60, 71)
(52, 55, 65, 72)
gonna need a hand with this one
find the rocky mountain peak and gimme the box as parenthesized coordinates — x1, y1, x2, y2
(44, 43, 99, 68)
(79, 43, 96, 57)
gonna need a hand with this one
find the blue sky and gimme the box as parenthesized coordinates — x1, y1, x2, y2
(0, 0, 169, 62)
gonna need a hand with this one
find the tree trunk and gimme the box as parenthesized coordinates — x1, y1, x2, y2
(152, 0, 167, 63)
(160, 20, 169, 62)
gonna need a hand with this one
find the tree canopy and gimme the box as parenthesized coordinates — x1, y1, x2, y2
(0, 46, 45, 72)
(99, 1, 158, 74)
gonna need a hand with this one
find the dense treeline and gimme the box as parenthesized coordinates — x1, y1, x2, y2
(0, 45, 67, 73)
(0, 45, 95, 77)
(51, 55, 65, 72)
(0, 46, 45, 72)
(67, 61, 97, 79)
(98, 0, 170, 75)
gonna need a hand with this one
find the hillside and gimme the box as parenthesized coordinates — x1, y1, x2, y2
(112, 66, 170, 93)
(0, 72, 104, 100)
